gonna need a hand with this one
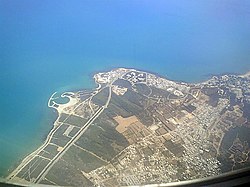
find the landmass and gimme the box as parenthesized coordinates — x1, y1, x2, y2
(6, 68, 250, 186)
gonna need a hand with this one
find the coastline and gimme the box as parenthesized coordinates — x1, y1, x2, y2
(93, 66, 250, 85)
(5, 67, 250, 182)
(6, 92, 80, 182)
(48, 92, 79, 114)
(2, 0, 250, 180)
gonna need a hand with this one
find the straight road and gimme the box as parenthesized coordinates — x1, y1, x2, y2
(35, 85, 113, 183)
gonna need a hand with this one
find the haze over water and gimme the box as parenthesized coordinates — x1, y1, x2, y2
(0, 0, 250, 177)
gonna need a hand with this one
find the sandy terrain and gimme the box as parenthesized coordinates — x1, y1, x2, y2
(56, 93, 78, 113)
(114, 115, 140, 133)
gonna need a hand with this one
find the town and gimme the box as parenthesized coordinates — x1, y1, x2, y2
(8, 68, 250, 186)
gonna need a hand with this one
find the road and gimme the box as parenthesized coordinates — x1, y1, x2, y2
(34, 85, 113, 183)
(8, 70, 129, 183)
(7, 97, 89, 180)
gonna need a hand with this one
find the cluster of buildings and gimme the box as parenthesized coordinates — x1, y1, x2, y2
(95, 68, 190, 99)
(94, 68, 129, 84)
(87, 69, 250, 186)
(205, 73, 250, 101)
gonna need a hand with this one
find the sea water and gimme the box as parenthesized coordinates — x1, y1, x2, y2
(0, 0, 250, 177)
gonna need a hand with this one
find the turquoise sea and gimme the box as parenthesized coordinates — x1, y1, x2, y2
(1, 0, 250, 177)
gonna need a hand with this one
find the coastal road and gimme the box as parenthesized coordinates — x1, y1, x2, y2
(7, 95, 91, 180)
(8, 70, 125, 183)
(34, 85, 113, 183)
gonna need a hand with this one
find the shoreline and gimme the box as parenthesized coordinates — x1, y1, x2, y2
(93, 66, 250, 84)
(48, 92, 79, 114)
(5, 67, 250, 182)
(6, 92, 80, 183)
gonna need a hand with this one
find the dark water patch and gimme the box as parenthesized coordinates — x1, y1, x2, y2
(54, 96, 70, 105)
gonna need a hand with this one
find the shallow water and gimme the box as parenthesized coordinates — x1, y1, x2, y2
(0, 0, 250, 177)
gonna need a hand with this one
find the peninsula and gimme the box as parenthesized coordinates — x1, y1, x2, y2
(6, 68, 250, 186)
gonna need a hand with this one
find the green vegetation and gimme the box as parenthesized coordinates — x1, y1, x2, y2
(68, 127, 79, 137)
(50, 135, 71, 147)
(218, 126, 250, 172)
(16, 157, 50, 181)
(58, 113, 69, 122)
(43, 144, 59, 157)
(39, 142, 68, 159)
(134, 83, 151, 96)
(92, 87, 109, 106)
(45, 159, 93, 186)
(53, 124, 68, 137)
(137, 109, 154, 127)
(29, 159, 50, 179)
(243, 101, 250, 121)
(75, 115, 128, 161)
(63, 146, 107, 173)
(149, 86, 170, 98)
(108, 91, 143, 118)
(16, 157, 38, 179)
(164, 140, 184, 157)
(64, 115, 88, 127)
(201, 87, 220, 107)
(113, 79, 132, 89)
(39, 150, 55, 160)
(123, 90, 144, 107)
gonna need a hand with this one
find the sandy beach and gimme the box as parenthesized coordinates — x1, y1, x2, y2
(48, 92, 79, 114)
